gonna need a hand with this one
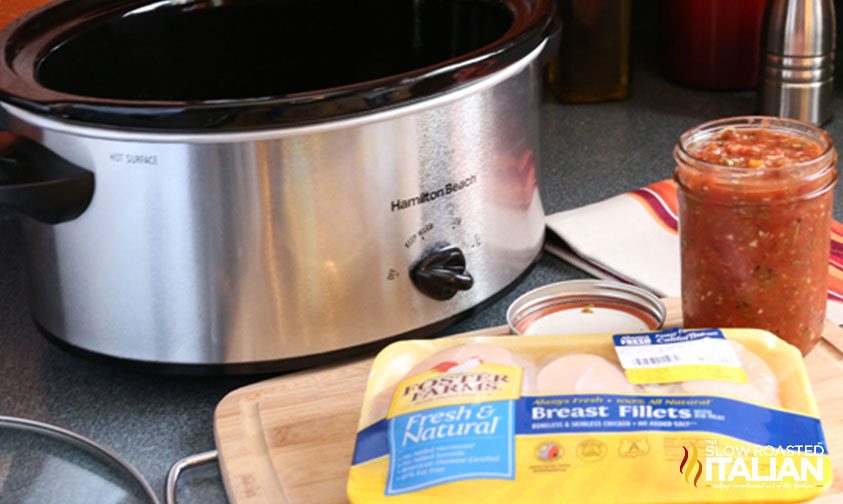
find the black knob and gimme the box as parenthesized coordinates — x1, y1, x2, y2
(411, 245, 474, 300)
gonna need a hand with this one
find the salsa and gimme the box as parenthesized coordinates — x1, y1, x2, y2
(689, 128, 823, 168)
(676, 122, 837, 354)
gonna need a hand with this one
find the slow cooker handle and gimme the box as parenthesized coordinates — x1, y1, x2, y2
(0, 134, 94, 224)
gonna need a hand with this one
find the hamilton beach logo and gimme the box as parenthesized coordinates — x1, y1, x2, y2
(390, 175, 478, 212)
(401, 357, 510, 402)
(680, 444, 704, 487)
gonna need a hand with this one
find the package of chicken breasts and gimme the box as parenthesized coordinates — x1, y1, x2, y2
(348, 328, 831, 503)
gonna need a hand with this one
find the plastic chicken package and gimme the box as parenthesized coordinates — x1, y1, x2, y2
(347, 328, 831, 503)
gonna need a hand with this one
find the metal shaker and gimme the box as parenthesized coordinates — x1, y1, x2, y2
(759, 0, 836, 125)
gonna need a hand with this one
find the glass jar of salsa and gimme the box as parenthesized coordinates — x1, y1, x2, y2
(675, 116, 837, 354)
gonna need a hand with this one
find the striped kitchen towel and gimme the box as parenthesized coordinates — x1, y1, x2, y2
(545, 179, 843, 324)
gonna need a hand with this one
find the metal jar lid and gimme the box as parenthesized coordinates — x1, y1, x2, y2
(507, 280, 666, 335)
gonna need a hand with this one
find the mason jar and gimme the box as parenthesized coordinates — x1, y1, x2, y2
(675, 116, 837, 354)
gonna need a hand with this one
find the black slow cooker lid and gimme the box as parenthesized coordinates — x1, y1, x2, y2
(0, 0, 553, 131)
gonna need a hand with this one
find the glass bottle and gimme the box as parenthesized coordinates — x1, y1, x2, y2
(548, 0, 632, 103)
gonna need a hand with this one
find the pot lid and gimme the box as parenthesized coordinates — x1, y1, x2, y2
(0, 0, 554, 132)
(0, 416, 159, 504)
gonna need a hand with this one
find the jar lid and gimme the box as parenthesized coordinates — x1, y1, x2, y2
(507, 280, 666, 336)
(0, 416, 158, 504)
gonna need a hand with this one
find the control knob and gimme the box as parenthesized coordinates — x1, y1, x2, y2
(411, 245, 474, 300)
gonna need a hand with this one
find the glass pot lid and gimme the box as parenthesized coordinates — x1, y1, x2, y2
(0, 416, 158, 504)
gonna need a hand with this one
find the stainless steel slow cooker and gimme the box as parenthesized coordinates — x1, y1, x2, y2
(0, 0, 554, 372)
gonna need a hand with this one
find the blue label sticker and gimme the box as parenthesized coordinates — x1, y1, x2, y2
(613, 328, 725, 347)
(385, 401, 515, 495)
(517, 394, 825, 449)
(351, 394, 828, 468)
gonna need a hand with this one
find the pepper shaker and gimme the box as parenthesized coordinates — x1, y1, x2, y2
(758, 0, 836, 125)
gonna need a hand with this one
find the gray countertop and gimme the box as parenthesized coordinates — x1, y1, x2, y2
(2, 58, 843, 503)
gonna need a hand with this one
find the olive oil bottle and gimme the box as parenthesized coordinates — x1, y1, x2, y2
(548, 0, 632, 103)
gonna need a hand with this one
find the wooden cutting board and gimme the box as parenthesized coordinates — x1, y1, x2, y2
(214, 298, 843, 503)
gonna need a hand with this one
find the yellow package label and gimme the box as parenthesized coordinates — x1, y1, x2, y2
(613, 329, 749, 385)
(388, 363, 523, 418)
(348, 329, 833, 503)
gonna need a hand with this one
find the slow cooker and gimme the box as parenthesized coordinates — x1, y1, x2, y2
(0, 0, 554, 373)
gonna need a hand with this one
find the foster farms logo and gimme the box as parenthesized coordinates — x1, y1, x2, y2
(388, 360, 522, 418)
(401, 358, 510, 402)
